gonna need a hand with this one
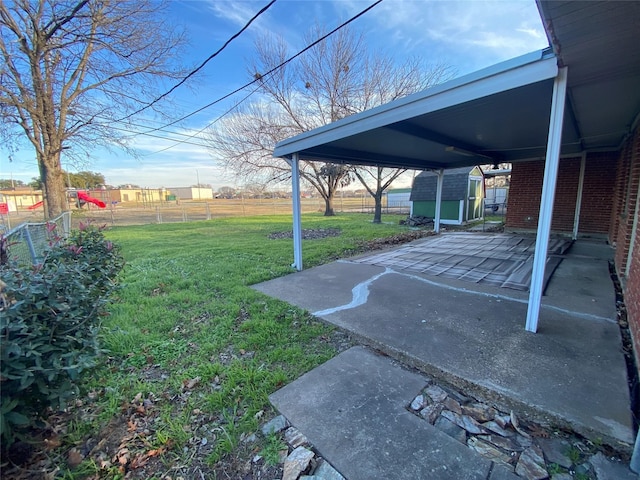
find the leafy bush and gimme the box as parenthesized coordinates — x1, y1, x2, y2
(0, 223, 124, 448)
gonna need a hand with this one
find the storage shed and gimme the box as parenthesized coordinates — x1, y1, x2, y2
(410, 167, 484, 224)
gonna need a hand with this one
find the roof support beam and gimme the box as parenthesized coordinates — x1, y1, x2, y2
(289, 153, 303, 271)
(526, 67, 568, 333)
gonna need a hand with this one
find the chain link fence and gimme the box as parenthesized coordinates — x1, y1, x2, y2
(0, 197, 412, 232)
(1, 212, 72, 267)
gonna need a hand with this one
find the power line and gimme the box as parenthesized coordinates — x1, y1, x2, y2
(116, 0, 277, 123)
(143, 84, 262, 156)
(134, 0, 384, 140)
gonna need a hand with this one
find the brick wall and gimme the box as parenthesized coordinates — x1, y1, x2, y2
(505, 160, 544, 230)
(553, 157, 581, 231)
(613, 126, 640, 364)
(505, 155, 615, 234)
(580, 153, 618, 234)
(628, 216, 640, 367)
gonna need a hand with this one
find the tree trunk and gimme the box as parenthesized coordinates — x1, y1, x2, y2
(39, 152, 68, 219)
(324, 196, 335, 216)
(373, 193, 383, 224)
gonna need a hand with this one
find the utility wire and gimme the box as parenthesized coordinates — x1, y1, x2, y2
(134, 0, 384, 139)
(144, 84, 262, 156)
(116, 0, 277, 123)
(108, 124, 211, 148)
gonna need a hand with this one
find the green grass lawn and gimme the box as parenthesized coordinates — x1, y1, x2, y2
(57, 213, 414, 478)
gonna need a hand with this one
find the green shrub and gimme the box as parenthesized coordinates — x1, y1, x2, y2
(0, 222, 124, 448)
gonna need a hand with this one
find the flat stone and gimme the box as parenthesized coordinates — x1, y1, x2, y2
(410, 394, 426, 411)
(285, 427, 309, 449)
(538, 437, 572, 469)
(441, 410, 487, 435)
(434, 416, 467, 444)
(589, 452, 636, 480)
(494, 415, 511, 429)
(269, 346, 491, 480)
(482, 421, 514, 438)
(261, 415, 288, 435)
(489, 464, 520, 480)
(283, 446, 315, 480)
(515, 446, 548, 480)
(425, 384, 448, 403)
(467, 437, 513, 467)
(574, 462, 591, 476)
(242, 433, 257, 443)
(420, 404, 443, 424)
(443, 397, 463, 414)
(515, 433, 533, 449)
(311, 459, 345, 480)
(477, 434, 522, 452)
(462, 403, 498, 423)
(441, 385, 472, 405)
(550, 474, 572, 480)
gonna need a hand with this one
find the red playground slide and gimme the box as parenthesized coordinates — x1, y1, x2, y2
(77, 191, 106, 208)
(28, 201, 44, 210)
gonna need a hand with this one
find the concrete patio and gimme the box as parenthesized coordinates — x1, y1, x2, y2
(253, 234, 634, 452)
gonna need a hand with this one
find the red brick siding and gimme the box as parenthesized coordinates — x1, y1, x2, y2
(505, 156, 614, 234)
(612, 125, 640, 367)
(609, 146, 629, 244)
(506, 161, 544, 230)
(628, 215, 640, 368)
(579, 154, 616, 233)
(614, 132, 640, 274)
(552, 157, 580, 231)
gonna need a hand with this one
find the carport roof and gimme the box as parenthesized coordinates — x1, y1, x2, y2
(273, 1, 640, 169)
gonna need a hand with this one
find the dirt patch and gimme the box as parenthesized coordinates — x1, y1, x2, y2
(358, 229, 435, 251)
(268, 228, 341, 240)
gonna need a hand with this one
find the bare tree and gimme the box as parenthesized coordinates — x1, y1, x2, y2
(208, 27, 453, 217)
(0, 0, 186, 218)
(352, 167, 408, 223)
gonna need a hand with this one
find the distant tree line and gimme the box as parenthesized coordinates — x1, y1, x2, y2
(1, 171, 105, 190)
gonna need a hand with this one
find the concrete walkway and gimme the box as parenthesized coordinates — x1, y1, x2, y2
(270, 346, 510, 480)
(254, 237, 633, 450)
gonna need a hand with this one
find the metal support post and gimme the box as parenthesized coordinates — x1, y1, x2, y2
(526, 67, 568, 332)
(290, 153, 303, 271)
(434, 169, 444, 233)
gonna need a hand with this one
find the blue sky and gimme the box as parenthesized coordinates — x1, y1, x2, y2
(1, 0, 548, 190)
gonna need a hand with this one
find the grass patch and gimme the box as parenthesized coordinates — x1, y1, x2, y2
(42, 213, 415, 478)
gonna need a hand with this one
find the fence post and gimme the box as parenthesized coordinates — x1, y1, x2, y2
(206, 203, 211, 220)
(156, 206, 162, 224)
(22, 226, 39, 265)
(182, 208, 187, 222)
(63, 211, 71, 237)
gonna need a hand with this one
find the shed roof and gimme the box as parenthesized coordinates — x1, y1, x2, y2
(411, 167, 479, 202)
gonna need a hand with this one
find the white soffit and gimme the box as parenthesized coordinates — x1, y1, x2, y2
(274, 50, 559, 162)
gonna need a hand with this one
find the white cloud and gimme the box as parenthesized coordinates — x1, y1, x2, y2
(361, 0, 548, 73)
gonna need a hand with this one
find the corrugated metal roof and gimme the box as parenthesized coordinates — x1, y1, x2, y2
(273, 1, 640, 169)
